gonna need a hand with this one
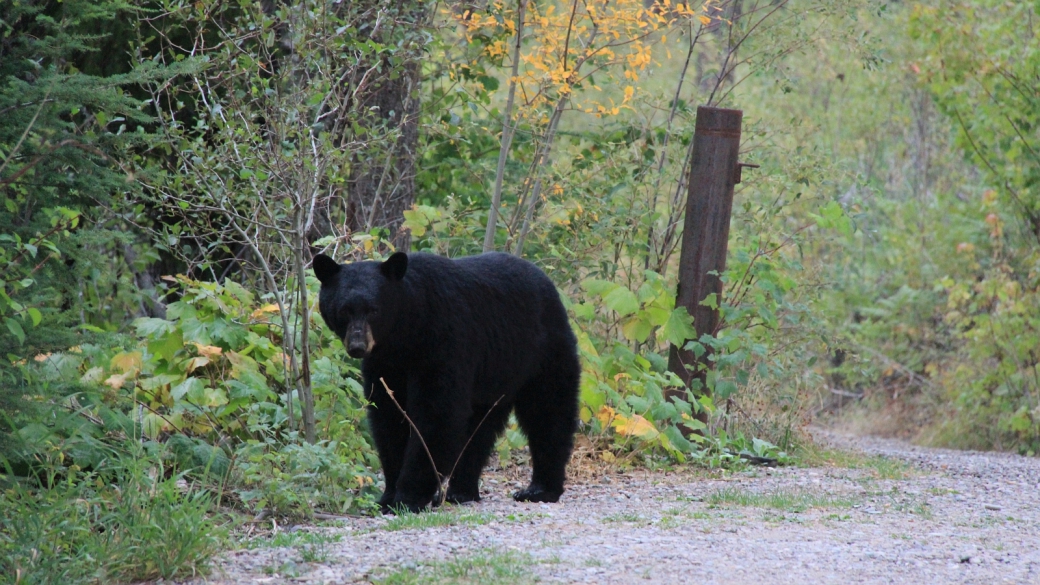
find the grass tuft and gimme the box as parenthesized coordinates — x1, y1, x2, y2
(374, 549, 534, 584)
(0, 453, 223, 584)
(384, 509, 494, 532)
(706, 486, 859, 513)
(797, 444, 914, 479)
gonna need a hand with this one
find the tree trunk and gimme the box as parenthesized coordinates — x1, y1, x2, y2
(345, 2, 428, 252)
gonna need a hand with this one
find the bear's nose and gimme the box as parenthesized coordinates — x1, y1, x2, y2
(346, 331, 369, 358)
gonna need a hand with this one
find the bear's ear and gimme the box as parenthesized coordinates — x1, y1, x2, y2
(379, 252, 408, 281)
(312, 254, 340, 284)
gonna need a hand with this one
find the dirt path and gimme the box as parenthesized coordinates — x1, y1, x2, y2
(193, 431, 1040, 584)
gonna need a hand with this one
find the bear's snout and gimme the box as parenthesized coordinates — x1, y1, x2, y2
(345, 322, 375, 359)
(346, 343, 367, 359)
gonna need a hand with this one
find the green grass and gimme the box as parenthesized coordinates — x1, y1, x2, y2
(244, 530, 342, 549)
(656, 506, 714, 529)
(0, 454, 223, 584)
(896, 501, 934, 521)
(706, 487, 859, 513)
(602, 512, 645, 523)
(244, 531, 342, 563)
(797, 445, 915, 480)
(384, 509, 495, 532)
(374, 549, 535, 585)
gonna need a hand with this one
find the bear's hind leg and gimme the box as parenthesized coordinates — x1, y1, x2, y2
(444, 402, 511, 504)
(512, 353, 580, 503)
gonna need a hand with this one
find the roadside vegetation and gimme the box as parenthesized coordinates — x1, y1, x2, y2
(2, 0, 1037, 581)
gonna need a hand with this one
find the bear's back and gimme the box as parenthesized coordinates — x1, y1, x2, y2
(397, 253, 573, 398)
(404, 253, 558, 311)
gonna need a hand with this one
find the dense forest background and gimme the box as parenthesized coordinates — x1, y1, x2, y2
(2, 0, 1038, 581)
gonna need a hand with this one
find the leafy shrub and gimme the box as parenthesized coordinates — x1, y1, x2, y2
(7, 275, 379, 519)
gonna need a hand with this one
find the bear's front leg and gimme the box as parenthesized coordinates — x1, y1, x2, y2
(387, 376, 470, 513)
(363, 372, 410, 510)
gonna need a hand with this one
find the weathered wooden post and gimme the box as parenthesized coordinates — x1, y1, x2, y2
(666, 106, 752, 425)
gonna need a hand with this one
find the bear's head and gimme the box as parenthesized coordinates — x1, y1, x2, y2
(312, 252, 408, 359)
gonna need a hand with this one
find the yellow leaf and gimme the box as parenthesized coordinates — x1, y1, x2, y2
(613, 414, 659, 439)
(110, 351, 142, 373)
(250, 304, 280, 319)
(600, 451, 616, 463)
(105, 371, 135, 390)
(699, 14, 711, 25)
(596, 405, 616, 427)
(191, 342, 223, 359)
(623, 85, 635, 102)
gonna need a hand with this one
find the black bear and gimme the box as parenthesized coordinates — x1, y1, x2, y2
(312, 251, 580, 513)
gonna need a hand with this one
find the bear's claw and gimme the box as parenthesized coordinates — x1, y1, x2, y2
(513, 486, 562, 503)
(444, 491, 481, 505)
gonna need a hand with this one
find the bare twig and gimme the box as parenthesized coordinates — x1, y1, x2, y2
(0, 84, 54, 181)
(445, 394, 505, 490)
(513, 96, 569, 256)
(379, 378, 507, 508)
(379, 377, 444, 488)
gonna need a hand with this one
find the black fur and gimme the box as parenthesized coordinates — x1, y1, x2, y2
(313, 251, 581, 513)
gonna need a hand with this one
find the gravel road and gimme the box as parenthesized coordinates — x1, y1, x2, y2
(192, 431, 1040, 584)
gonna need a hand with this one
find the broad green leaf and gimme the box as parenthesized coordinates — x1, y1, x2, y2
(201, 387, 228, 407)
(579, 373, 606, 413)
(571, 301, 596, 320)
(148, 327, 184, 363)
(621, 315, 653, 342)
(603, 287, 639, 317)
(661, 307, 697, 347)
(4, 318, 24, 344)
(139, 373, 183, 391)
(663, 425, 694, 453)
(402, 209, 428, 236)
(580, 278, 617, 297)
(636, 281, 657, 303)
(26, 307, 42, 327)
(699, 293, 718, 310)
(644, 306, 671, 327)
(715, 380, 738, 400)
(170, 377, 204, 401)
(134, 317, 176, 338)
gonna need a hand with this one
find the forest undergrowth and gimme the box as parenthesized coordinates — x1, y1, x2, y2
(2, 0, 1038, 582)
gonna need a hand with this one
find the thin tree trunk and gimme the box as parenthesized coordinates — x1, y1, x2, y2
(484, 0, 527, 253)
(513, 96, 568, 257)
(294, 204, 316, 444)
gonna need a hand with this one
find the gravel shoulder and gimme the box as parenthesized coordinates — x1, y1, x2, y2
(191, 431, 1040, 584)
